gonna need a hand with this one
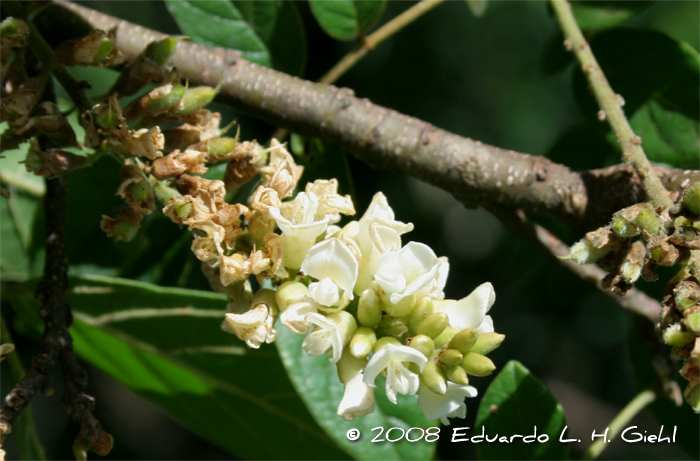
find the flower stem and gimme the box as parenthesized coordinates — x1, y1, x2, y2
(549, 0, 673, 208)
(271, 0, 446, 142)
(582, 388, 657, 460)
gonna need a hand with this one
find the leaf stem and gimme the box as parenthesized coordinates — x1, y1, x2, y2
(582, 388, 657, 460)
(549, 0, 673, 209)
(271, 0, 446, 142)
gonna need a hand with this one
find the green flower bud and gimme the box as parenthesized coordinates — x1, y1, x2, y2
(439, 348, 463, 367)
(337, 347, 368, 385)
(662, 323, 695, 347)
(114, 219, 139, 242)
(373, 336, 401, 353)
(145, 37, 183, 66)
(173, 86, 218, 116)
(206, 137, 238, 160)
(569, 240, 610, 264)
(635, 208, 665, 235)
(408, 297, 434, 333)
(1, 17, 28, 38)
(358, 288, 382, 328)
(621, 260, 642, 284)
(433, 326, 458, 349)
(421, 358, 447, 395)
(611, 215, 640, 238)
(128, 181, 153, 203)
(93, 36, 115, 63)
(461, 352, 496, 377)
(145, 84, 187, 113)
(383, 293, 416, 317)
(443, 364, 469, 386)
(683, 182, 700, 216)
(377, 316, 409, 341)
(685, 312, 700, 334)
(350, 327, 376, 359)
(275, 281, 310, 312)
(684, 383, 700, 413)
(674, 281, 699, 311)
(327, 311, 357, 348)
(448, 328, 479, 354)
(96, 107, 119, 129)
(169, 197, 192, 220)
(470, 332, 505, 355)
(409, 334, 435, 358)
(415, 312, 448, 339)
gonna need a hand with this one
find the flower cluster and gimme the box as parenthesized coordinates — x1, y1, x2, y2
(181, 144, 506, 424)
(567, 183, 700, 412)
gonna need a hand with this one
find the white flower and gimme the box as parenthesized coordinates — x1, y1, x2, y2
(363, 343, 428, 404)
(300, 238, 358, 308)
(270, 192, 331, 269)
(222, 289, 278, 348)
(344, 193, 414, 294)
(279, 298, 319, 335)
(302, 311, 356, 363)
(418, 382, 478, 425)
(436, 282, 495, 333)
(374, 241, 444, 305)
(338, 371, 376, 421)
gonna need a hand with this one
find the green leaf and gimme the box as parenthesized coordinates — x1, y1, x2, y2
(573, 28, 699, 168)
(475, 360, 568, 460)
(9, 275, 348, 460)
(570, 1, 654, 30)
(165, 0, 306, 76)
(276, 327, 437, 461)
(309, 0, 386, 40)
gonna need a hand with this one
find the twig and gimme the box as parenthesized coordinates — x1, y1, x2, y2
(271, 0, 445, 142)
(550, 0, 674, 209)
(486, 204, 661, 322)
(0, 177, 110, 455)
(52, 1, 698, 231)
(582, 389, 657, 460)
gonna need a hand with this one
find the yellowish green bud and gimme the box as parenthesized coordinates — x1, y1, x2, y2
(207, 137, 238, 160)
(275, 281, 310, 312)
(171, 198, 192, 221)
(1, 17, 28, 39)
(444, 364, 469, 385)
(685, 383, 700, 413)
(415, 312, 448, 339)
(683, 182, 700, 216)
(569, 240, 610, 264)
(685, 312, 700, 334)
(377, 316, 409, 341)
(383, 293, 416, 317)
(409, 334, 435, 358)
(128, 181, 153, 203)
(611, 215, 639, 238)
(145, 37, 183, 66)
(433, 326, 458, 349)
(408, 297, 434, 333)
(621, 260, 642, 284)
(635, 208, 665, 235)
(350, 327, 376, 359)
(420, 358, 447, 395)
(173, 86, 218, 115)
(145, 84, 187, 112)
(439, 348, 463, 367)
(448, 328, 479, 354)
(337, 347, 368, 385)
(662, 323, 695, 347)
(114, 220, 139, 242)
(327, 311, 357, 348)
(461, 352, 496, 376)
(358, 288, 382, 328)
(470, 332, 505, 355)
(96, 107, 119, 129)
(93, 36, 115, 63)
(373, 336, 401, 353)
(674, 281, 699, 311)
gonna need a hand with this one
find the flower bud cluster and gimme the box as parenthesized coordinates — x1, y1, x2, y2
(568, 183, 700, 412)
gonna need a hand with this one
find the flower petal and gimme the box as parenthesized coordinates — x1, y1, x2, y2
(440, 282, 495, 331)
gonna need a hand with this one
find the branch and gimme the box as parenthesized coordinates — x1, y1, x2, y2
(50, 1, 699, 232)
(0, 177, 111, 456)
(486, 204, 661, 322)
(550, 0, 674, 209)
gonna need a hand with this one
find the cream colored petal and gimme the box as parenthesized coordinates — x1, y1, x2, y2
(301, 238, 358, 299)
(439, 282, 495, 331)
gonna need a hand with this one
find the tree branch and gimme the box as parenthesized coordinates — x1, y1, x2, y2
(0, 177, 110, 456)
(50, 1, 698, 232)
